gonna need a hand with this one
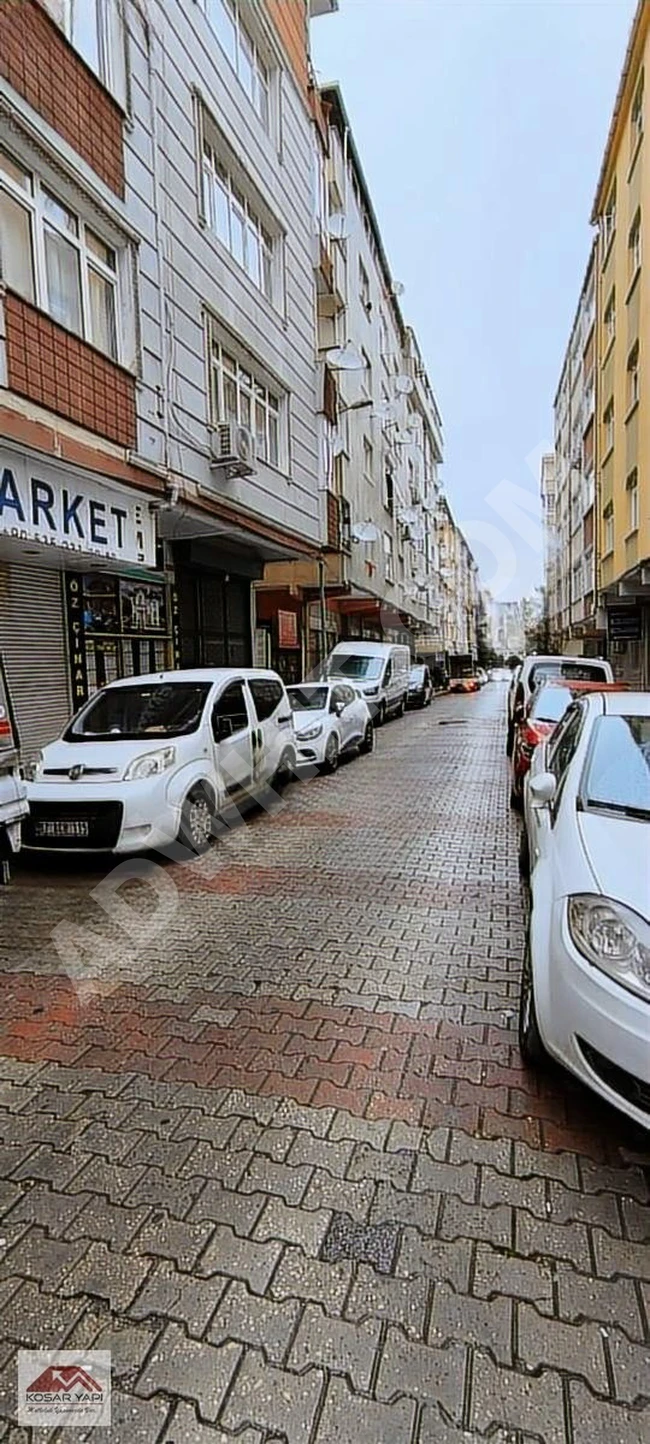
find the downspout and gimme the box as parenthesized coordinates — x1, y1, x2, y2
(132, 0, 171, 474)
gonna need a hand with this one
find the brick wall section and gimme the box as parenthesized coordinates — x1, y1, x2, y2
(265, 0, 309, 98)
(5, 293, 137, 450)
(0, 0, 124, 197)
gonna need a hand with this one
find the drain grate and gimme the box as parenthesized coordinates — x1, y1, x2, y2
(320, 1213, 401, 1275)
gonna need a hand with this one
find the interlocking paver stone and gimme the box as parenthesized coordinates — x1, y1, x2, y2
(221, 1352, 323, 1444)
(136, 1322, 241, 1422)
(314, 1377, 417, 1444)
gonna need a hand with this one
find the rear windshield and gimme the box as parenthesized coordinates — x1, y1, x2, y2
(328, 655, 383, 680)
(288, 687, 329, 712)
(409, 667, 425, 681)
(65, 683, 211, 742)
(530, 687, 575, 723)
(530, 661, 608, 688)
(582, 715, 650, 815)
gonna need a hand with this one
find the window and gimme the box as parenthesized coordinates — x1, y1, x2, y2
(379, 311, 390, 368)
(627, 342, 639, 411)
(603, 399, 614, 455)
(631, 70, 644, 155)
(603, 181, 616, 252)
(43, 0, 127, 105)
(604, 288, 616, 346)
(208, 327, 283, 469)
(203, 139, 273, 300)
(603, 503, 614, 554)
(0, 148, 120, 360)
(628, 210, 641, 280)
(627, 468, 639, 532)
(361, 347, 372, 398)
(212, 681, 249, 739)
(340, 495, 351, 553)
(359, 258, 371, 314)
(384, 466, 394, 516)
(384, 531, 394, 582)
(249, 679, 283, 722)
(547, 704, 584, 791)
(363, 437, 374, 486)
(202, 0, 269, 124)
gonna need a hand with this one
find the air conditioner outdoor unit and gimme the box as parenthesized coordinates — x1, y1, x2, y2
(209, 423, 256, 477)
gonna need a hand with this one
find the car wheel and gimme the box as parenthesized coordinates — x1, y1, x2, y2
(519, 826, 531, 882)
(321, 734, 339, 774)
(375, 702, 387, 727)
(359, 720, 375, 755)
(509, 780, 523, 811)
(273, 747, 296, 789)
(395, 695, 405, 718)
(177, 784, 215, 855)
(518, 932, 548, 1068)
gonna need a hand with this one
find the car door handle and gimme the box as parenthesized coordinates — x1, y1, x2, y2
(278, 713, 291, 724)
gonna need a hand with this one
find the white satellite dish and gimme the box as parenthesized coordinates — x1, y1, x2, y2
(351, 521, 380, 544)
(376, 399, 399, 423)
(327, 213, 349, 241)
(395, 374, 414, 396)
(391, 281, 405, 297)
(325, 341, 366, 372)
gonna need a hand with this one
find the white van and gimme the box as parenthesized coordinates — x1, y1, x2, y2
(0, 655, 29, 883)
(23, 669, 296, 857)
(320, 642, 411, 724)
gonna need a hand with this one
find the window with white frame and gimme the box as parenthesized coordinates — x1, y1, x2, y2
(360, 346, 372, 398)
(627, 468, 639, 532)
(627, 341, 639, 411)
(631, 70, 644, 155)
(383, 530, 394, 582)
(43, 0, 127, 107)
(603, 398, 614, 454)
(603, 181, 616, 252)
(628, 210, 641, 280)
(604, 287, 615, 345)
(363, 436, 374, 485)
(202, 139, 274, 300)
(201, 0, 269, 124)
(208, 324, 283, 469)
(0, 148, 121, 360)
(359, 258, 371, 314)
(603, 504, 614, 554)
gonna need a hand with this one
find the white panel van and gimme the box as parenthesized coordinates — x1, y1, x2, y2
(320, 642, 411, 724)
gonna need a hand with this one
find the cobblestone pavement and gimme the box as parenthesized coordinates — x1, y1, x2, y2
(0, 683, 648, 1442)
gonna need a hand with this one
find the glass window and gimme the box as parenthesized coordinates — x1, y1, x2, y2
(208, 326, 284, 469)
(547, 704, 583, 785)
(288, 686, 329, 712)
(88, 267, 117, 358)
(249, 679, 283, 721)
(212, 681, 249, 738)
(202, 139, 273, 298)
(207, 0, 235, 64)
(531, 686, 574, 724)
(328, 655, 383, 680)
(203, 0, 269, 124)
(0, 189, 34, 300)
(582, 715, 650, 815)
(44, 227, 83, 334)
(67, 682, 210, 741)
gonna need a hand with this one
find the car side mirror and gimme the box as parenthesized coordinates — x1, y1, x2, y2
(529, 771, 557, 808)
(334, 701, 345, 717)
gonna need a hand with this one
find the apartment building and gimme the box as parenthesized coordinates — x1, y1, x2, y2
(592, 0, 650, 685)
(540, 451, 559, 638)
(0, 0, 330, 752)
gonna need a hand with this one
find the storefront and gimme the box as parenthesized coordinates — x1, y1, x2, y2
(255, 588, 303, 685)
(0, 444, 163, 757)
(172, 537, 261, 670)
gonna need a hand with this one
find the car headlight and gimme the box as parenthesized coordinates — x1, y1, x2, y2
(365, 687, 379, 697)
(567, 894, 650, 1000)
(296, 723, 323, 742)
(23, 752, 44, 782)
(123, 746, 176, 782)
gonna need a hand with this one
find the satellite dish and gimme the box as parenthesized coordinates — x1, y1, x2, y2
(327, 213, 349, 241)
(325, 341, 366, 372)
(376, 399, 399, 423)
(395, 374, 414, 396)
(392, 281, 405, 297)
(395, 428, 414, 447)
(351, 521, 380, 544)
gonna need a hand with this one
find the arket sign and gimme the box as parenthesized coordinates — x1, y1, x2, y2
(17, 1350, 111, 1428)
(0, 451, 156, 566)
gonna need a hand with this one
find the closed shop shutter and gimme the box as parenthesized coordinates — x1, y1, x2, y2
(0, 562, 70, 756)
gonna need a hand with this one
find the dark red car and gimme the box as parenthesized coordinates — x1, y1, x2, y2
(509, 679, 628, 808)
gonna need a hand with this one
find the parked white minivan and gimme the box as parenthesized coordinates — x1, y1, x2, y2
(0, 656, 29, 882)
(320, 642, 411, 724)
(23, 669, 296, 856)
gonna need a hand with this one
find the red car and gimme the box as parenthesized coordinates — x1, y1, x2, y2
(509, 679, 628, 808)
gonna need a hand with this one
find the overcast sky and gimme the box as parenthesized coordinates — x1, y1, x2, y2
(311, 0, 636, 601)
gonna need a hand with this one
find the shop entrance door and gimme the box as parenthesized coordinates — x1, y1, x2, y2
(177, 570, 252, 669)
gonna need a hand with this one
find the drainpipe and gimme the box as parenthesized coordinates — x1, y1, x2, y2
(318, 555, 328, 667)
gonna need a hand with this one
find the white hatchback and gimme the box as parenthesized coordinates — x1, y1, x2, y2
(288, 682, 374, 773)
(520, 690, 650, 1127)
(24, 669, 296, 856)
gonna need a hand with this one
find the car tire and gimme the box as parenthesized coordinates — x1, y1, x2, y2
(395, 695, 406, 719)
(375, 702, 387, 728)
(509, 782, 523, 811)
(519, 825, 531, 883)
(518, 932, 548, 1068)
(359, 721, 374, 755)
(321, 734, 339, 774)
(273, 746, 296, 789)
(177, 783, 215, 856)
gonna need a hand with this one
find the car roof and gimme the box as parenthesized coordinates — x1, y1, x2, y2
(536, 679, 627, 692)
(99, 668, 282, 689)
(602, 691, 650, 716)
(329, 641, 408, 655)
(524, 654, 607, 670)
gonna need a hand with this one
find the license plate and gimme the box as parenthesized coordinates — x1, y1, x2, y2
(6, 821, 22, 853)
(35, 819, 89, 839)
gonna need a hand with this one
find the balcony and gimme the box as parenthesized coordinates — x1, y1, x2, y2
(316, 234, 346, 320)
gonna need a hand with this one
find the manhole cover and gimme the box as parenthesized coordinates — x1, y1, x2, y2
(320, 1214, 401, 1275)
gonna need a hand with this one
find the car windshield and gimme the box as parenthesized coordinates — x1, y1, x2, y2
(288, 687, 329, 712)
(65, 682, 211, 742)
(409, 667, 425, 682)
(329, 656, 383, 680)
(531, 687, 574, 723)
(530, 661, 608, 687)
(581, 715, 650, 817)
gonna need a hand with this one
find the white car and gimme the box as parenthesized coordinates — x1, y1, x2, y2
(24, 669, 296, 856)
(288, 681, 374, 773)
(519, 690, 650, 1127)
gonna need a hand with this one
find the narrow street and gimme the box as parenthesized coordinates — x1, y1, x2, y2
(0, 683, 648, 1443)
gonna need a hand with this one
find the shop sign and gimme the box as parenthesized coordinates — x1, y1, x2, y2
(278, 610, 299, 649)
(0, 452, 156, 566)
(64, 574, 90, 709)
(608, 606, 642, 641)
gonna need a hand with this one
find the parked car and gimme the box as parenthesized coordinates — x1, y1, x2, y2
(449, 676, 479, 694)
(519, 690, 650, 1128)
(23, 669, 296, 856)
(0, 655, 29, 883)
(507, 654, 613, 758)
(510, 679, 628, 809)
(320, 642, 410, 724)
(476, 668, 488, 687)
(288, 682, 374, 772)
(406, 664, 434, 709)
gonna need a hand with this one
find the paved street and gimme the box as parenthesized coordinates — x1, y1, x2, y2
(0, 682, 648, 1443)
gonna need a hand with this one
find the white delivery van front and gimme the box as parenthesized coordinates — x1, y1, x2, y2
(321, 642, 411, 724)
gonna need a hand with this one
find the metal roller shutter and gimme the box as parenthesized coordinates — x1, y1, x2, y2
(0, 561, 71, 757)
